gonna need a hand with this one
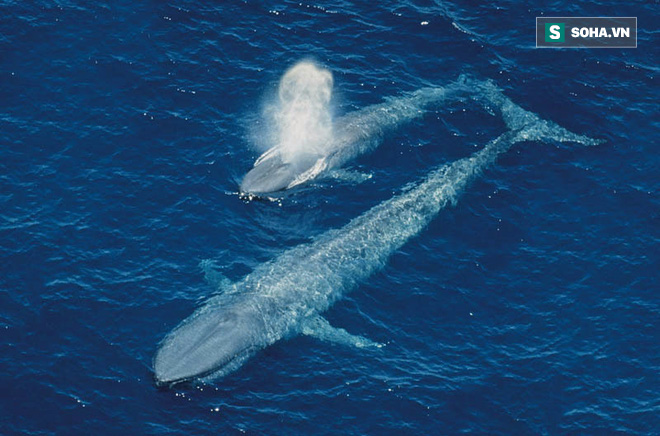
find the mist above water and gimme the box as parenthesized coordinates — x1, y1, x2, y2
(269, 60, 335, 163)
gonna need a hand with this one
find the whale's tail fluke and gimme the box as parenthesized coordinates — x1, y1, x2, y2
(416, 79, 603, 211)
(465, 77, 603, 147)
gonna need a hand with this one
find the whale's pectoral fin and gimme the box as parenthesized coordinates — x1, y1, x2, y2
(199, 259, 232, 291)
(327, 168, 373, 185)
(301, 315, 384, 349)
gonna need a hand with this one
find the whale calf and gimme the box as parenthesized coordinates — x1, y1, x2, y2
(154, 79, 601, 385)
(240, 63, 462, 194)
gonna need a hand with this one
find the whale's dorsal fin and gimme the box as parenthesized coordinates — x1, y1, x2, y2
(301, 315, 384, 349)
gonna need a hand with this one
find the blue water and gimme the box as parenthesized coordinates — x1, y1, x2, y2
(1, 1, 658, 434)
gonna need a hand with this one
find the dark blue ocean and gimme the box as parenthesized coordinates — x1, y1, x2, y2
(1, 1, 658, 434)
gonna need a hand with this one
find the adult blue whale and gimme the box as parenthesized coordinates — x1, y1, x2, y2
(239, 84, 458, 194)
(154, 80, 601, 385)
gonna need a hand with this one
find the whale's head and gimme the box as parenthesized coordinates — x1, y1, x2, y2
(240, 154, 296, 194)
(240, 147, 321, 195)
(153, 305, 261, 386)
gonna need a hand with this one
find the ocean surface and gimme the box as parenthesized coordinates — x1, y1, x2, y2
(1, 1, 658, 434)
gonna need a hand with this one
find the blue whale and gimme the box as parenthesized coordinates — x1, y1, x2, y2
(239, 85, 456, 194)
(154, 79, 601, 385)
